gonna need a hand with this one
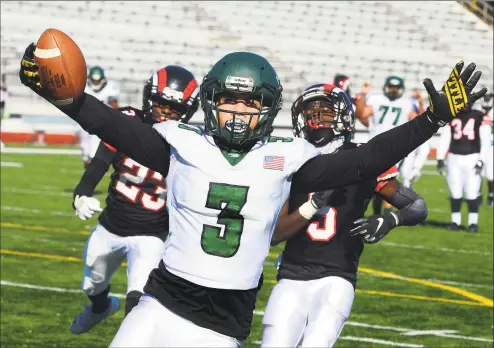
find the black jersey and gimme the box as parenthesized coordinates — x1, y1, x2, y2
(96, 106, 169, 239)
(144, 261, 263, 341)
(278, 142, 398, 288)
(448, 109, 484, 155)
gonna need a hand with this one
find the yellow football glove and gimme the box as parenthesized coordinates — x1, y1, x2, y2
(423, 61, 487, 126)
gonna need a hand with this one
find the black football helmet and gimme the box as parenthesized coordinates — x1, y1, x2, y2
(292, 84, 355, 148)
(142, 65, 199, 124)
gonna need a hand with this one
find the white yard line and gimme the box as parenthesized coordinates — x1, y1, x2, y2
(1, 205, 74, 217)
(1, 161, 23, 168)
(2, 188, 73, 197)
(253, 338, 423, 347)
(1, 281, 492, 344)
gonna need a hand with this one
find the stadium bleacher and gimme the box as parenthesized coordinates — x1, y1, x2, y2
(1, 1, 492, 131)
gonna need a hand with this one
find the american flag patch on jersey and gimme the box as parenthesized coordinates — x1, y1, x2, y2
(263, 156, 285, 171)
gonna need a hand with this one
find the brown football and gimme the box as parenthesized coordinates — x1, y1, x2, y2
(34, 28, 87, 106)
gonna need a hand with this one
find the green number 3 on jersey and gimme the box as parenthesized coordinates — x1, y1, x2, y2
(201, 183, 249, 257)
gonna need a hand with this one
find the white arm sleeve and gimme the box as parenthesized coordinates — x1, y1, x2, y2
(479, 124, 491, 163)
(436, 125, 451, 160)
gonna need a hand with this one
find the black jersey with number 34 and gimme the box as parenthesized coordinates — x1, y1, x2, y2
(448, 109, 484, 155)
(97, 107, 168, 239)
(278, 142, 398, 288)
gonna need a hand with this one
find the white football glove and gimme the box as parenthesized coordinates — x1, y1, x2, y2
(74, 195, 102, 221)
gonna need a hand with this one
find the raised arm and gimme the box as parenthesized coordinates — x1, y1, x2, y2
(292, 112, 439, 193)
(19, 44, 170, 176)
(64, 94, 170, 176)
(292, 61, 487, 193)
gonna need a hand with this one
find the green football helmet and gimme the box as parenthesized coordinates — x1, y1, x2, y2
(383, 75, 405, 101)
(200, 52, 283, 149)
(88, 66, 107, 92)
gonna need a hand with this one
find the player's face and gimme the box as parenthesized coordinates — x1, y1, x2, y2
(386, 85, 400, 98)
(217, 95, 262, 130)
(151, 100, 185, 123)
(303, 100, 336, 129)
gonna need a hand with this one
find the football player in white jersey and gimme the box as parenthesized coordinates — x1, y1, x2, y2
(78, 66, 120, 169)
(355, 76, 424, 214)
(20, 42, 486, 346)
(480, 91, 493, 206)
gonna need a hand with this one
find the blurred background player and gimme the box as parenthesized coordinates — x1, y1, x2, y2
(70, 65, 199, 335)
(355, 75, 424, 215)
(0, 73, 7, 149)
(480, 90, 493, 206)
(262, 84, 428, 347)
(78, 65, 120, 169)
(399, 95, 430, 188)
(436, 98, 491, 232)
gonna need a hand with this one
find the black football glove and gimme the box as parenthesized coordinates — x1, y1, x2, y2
(474, 160, 484, 176)
(350, 212, 398, 244)
(437, 159, 446, 176)
(310, 189, 335, 209)
(424, 61, 487, 127)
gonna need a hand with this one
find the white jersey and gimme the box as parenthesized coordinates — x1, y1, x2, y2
(85, 80, 120, 106)
(153, 121, 319, 290)
(367, 94, 415, 139)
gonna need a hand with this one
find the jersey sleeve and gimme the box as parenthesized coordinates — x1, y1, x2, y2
(375, 165, 399, 192)
(292, 138, 320, 173)
(63, 93, 171, 176)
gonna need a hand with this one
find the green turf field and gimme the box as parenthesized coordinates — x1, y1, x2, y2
(1, 149, 493, 347)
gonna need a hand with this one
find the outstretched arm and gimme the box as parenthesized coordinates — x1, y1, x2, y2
(19, 44, 170, 176)
(292, 112, 439, 193)
(63, 94, 170, 176)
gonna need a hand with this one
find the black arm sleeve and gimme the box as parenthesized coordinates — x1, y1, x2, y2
(73, 141, 116, 200)
(291, 112, 439, 193)
(64, 93, 170, 175)
(381, 182, 428, 226)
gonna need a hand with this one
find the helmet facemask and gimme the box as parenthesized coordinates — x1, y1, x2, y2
(142, 74, 199, 125)
(201, 77, 282, 149)
(292, 85, 355, 147)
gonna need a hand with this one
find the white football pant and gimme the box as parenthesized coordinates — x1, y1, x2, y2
(400, 141, 430, 187)
(262, 276, 354, 348)
(446, 153, 482, 200)
(82, 223, 165, 296)
(110, 294, 242, 347)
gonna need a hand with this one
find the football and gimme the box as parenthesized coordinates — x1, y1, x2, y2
(34, 28, 86, 106)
